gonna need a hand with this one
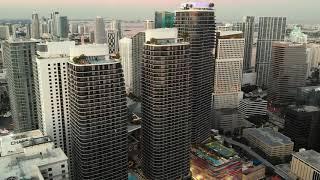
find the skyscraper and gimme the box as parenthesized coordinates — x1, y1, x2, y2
(70, 23, 78, 34)
(51, 11, 60, 37)
(175, 2, 216, 143)
(307, 44, 320, 78)
(243, 16, 255, 71)
(3, 39, 38, 132)
(26, 24, 31, 39)
(31, 12, 40, 39)
(142, 28, 191, 179)
(78, 24, 85, 35)
(132, 31, 145, 97)
(59, 16, 69, 38)
(110, 19, 122, 39)
(34, 41, 76, 166)
(213, 31, 244, 109)
(94, 16, 106, 44)
(155, 11, 175, 28)
(212, 31, 244, 132)
(0, 25, 10, 40)
(119, 37, 133, 93)
(107, 29, 119, 54)
(268, 42, 307, 105)
(256, 17, 286, 88)
(68, 45, 127, 180)
(144, 20, 155, 30)
(41, 22, 49, 34)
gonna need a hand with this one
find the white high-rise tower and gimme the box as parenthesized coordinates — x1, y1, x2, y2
(119, 37, 133, 93)
(95, 16, 106, 44)
(31, 12, 40, 39)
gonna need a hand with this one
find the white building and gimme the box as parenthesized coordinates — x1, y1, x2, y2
(119, 37, 133, 93)
(110, 19, 122, 39)
(35, 41, 75, 159)
(239, 98, 268, 118)
(70, 23, 78, 34)
(291, 150, 320, 180)
(144, 20, 155, 30)
(307, 44, 320, 77)
(69, 44, 108, 59)
(213, 31, 244, 109)
(31, 12, 40, 39)
(0, 130, 69, 179)
(95, 16, 106, 44)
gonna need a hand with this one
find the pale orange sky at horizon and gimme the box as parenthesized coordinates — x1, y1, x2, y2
(0, 0, 317, 23)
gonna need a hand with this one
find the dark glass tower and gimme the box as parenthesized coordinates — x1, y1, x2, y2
(243, 16, 255, 71)
(68, 57, 127, 180)
(141, 29, 191, 179)
(175, 2, 216, 143)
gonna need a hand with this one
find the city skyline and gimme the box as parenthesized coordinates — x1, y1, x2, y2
(0, 0, 318, 23)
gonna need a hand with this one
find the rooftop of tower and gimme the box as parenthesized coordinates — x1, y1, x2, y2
(292, 150, 320, 171)
(179, 2, 215, 11)
(68, 44, 118, 65)
(287, 104, 320, 113)
(70, 54, 117, 65)
(6, 38, 39, 44)
(217, 31, 243, 39)
(244, 127, 293, 146)
(145, 28, 189, 46)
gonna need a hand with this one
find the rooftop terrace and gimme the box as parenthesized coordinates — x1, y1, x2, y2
(0, 130, 43, 156)
(244, 128, 293, 146)
(293, 150, 320, 171)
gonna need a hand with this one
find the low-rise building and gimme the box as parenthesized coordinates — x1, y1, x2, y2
(291, 150, 320, 180)
(243, 128, 294, 158)
(0, 130, 69, 179)
(242, 165, 266, 180)
(239, 98, 268, 118)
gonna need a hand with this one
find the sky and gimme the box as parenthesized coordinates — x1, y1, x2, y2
(0, 0, 318, 24)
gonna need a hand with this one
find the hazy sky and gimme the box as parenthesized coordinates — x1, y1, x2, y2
(0, 0, 318, 23)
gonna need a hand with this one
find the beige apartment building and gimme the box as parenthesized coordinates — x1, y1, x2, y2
(291, 150, 320, 180)
(243, 127, 294, 158)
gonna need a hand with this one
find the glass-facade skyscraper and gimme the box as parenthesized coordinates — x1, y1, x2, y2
(256, 17, 286, 88)
(59, 16, 69, 38)
(3, 40, 38, 132)
(243, 16, 255, 71)
(155, 11, 175, 28)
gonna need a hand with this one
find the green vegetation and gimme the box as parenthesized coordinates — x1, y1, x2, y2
(72, 54, 87, 64)
(179, 32, 189, 41)
(115, 52, 121, 59)
(150, 38, 157, 44)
